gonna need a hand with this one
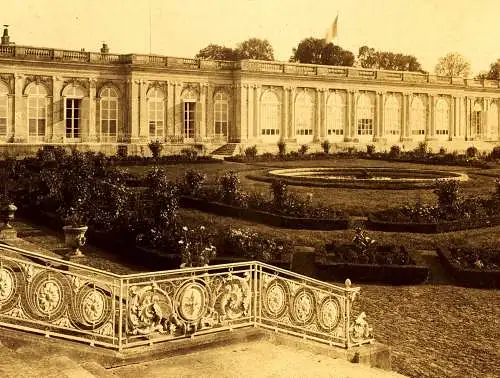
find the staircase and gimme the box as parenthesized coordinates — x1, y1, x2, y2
(210, 143, 240, 157)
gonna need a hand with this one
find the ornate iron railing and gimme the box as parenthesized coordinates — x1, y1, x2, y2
(0, 243, 374, 350)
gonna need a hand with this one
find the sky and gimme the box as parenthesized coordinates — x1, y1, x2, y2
(2, 0, 499, 76)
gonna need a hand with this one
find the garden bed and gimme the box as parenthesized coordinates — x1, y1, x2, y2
(367, 213, 500, 233)
(179, 196, 350, 230)
(436, 247, 499, 288)
(311, 242, 429, 284)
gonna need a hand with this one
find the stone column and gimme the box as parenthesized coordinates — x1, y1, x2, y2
(450, 96, 455, 140)
(321, 89, 328, 140)
(13, 74, 26, 142)
(51, 76, 63, 143)
(198, 83, 208, 142)
(88, 78, 97, 142)
(282, 86, 288, 141)
(314, 88, 321, 142)
(401, 92, 408, 140)
(246, 85, 253, 141)
(428, 94, 436, 140)
(174, 82, 182, 137)
(374, 91, 381, 141)
(379, 91, 386, 141)
(483, 98, 489, 140)
(289, 87, 296, 141)
(255, 85, 261, 141)
(350, 90, 358, 141)
(138, 80, 148, 142)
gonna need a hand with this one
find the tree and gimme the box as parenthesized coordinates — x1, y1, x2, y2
(289, 37, 355, 66)
(435, 53, 471, 78)
(235, 38, 274, 61)
(195, 44, 237, 61)
(476, 59, 500, 80)
(357, 46, 424, 72)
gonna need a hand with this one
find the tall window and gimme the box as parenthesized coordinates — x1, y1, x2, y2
(411, 96, 426, 138)
(148, 88, 165, 140)
(184, 102, 195, 139)
(295, 91, 314, 139)
(100, 87, 118, 141)
(384, 94, 401, 137)
(326, 91, 346, 138)
(472, 103, 483, 137)
(435, 98, 450, 137)
(0, 82, 8, 136)
(65, 99, 80, 138)
(260, 90, 281, 139)
(356, 93, 374, 136)
(27, 84, 47, 138)
(214, 92, 229, 137)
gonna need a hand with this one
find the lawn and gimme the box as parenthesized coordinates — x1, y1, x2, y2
(127, 158, 499, 215)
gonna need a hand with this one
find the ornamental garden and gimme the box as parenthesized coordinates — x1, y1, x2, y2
(1, 140, 499, 288)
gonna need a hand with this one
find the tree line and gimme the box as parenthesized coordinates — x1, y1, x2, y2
(195, 37, 498, 79)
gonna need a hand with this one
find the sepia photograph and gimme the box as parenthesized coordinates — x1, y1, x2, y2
(0, 0, 498, 377)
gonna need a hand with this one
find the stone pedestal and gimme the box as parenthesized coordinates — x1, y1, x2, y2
(0, 227, 17, 240)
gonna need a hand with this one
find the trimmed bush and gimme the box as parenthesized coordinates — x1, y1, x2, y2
(366, 144, 376, 155)
(466, 146, 478, 158)
(244, 145, 258, 159)
(277, 140, 286, 157)
(321, 140, 331, 154)
(298, 144, 309, 155)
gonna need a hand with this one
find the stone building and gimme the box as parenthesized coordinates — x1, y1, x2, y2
(0, 27, 499, 156)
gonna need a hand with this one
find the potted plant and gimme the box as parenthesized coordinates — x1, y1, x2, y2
(62, 206, 88, 257)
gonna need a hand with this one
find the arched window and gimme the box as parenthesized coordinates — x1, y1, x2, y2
(356, 93, 374, 137)
(295, 91, 314, 141)
(472, 102, 483, 138)
(384, 94, 401, 138)
(27, 84, 48, 138)
(411, 96, 426, 139)
(435, 98, 450, 138)
(260, 90, 281, 140)
(100, 87, 119, 141)
(214, 92, 229, 138)
(488, 102, 499, 140)
(0, 82, 8, 136)
(326, 91, 346, 140)
(148, 88, 165, 140)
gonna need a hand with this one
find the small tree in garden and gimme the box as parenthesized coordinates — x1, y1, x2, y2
(414, 142, 428, 158)
(433, 180, 463, 218)
(184, 169, 206, 195)
(244, 145, 258, 160)
(299, 144, 309, 155)
(389, 145, 401, 158)
(219, 171, 241, 203)
(271, 180, 288, 209)
(321, 140, 331, 154)
(148, 140, 163, 159)
(490, 146, 500, 160)
(178, 225, 216, 267)
(366, 144, 376, 155)
(277, 140, 286, 157)
(466, 146, 478, 158)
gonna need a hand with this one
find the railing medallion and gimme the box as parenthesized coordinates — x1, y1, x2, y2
(0, 261, 22, 312)
(317, 295, 342, 332)
(262, 278, 290, 319)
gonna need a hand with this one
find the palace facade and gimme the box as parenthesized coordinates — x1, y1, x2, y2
(0, 28, 499, 156)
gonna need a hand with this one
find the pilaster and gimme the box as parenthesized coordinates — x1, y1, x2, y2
(198, 83, 208, 141)
(282, 86, 289, 140)
(51, 76, 63, 143)
(313, 88, 321, 142)
(88, 78, 97, 142)
(13, 74, 26, 142)
(289, 86, 296, 141)
(247, 85, 254, 140)
(174, 82, 182, 137)
(426, 94, 437, 141)
(254, 85, 261, 140)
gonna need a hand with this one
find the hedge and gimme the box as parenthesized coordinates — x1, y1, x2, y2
(436, 247, 499, 288)
(179, 196, 350, 230)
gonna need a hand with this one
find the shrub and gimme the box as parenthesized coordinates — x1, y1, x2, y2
(117, 145, 128, 158)
(148, 140, 163, 159)
(271, 180, 288, 208)
(490, 146, 500, 160)
(184, 169, 206, 195)
(389, 145, 401, 158)
(439, 147, 446, 155)
(244, 145, 258, 159)
(366, 144, 376, 155)
(178, 225, 216, 267)
(466, 146, 478, 158)
(219, 171, 241, 203)
(414, 142, 428, 158)
(180, 148, 198, 160)
(299, 144, 309, 155)
(321, 140, 331, 154)
(433, 180, 463, 219)
(277, 140, 286, 157)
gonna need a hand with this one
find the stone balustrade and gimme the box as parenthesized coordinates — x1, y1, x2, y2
(0, 44, 498, 89)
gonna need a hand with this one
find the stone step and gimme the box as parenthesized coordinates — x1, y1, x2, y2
(0, 342, 39, 378)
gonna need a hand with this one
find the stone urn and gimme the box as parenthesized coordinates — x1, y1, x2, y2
(2, 202, 17, 229)
(62, 225, 88, 257)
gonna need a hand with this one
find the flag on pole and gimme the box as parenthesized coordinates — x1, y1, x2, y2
(325, 15, 338, 43)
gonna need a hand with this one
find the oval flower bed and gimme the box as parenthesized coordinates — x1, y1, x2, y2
(314, 242, 429, 285)
(436, 246, 499, 288)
